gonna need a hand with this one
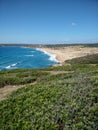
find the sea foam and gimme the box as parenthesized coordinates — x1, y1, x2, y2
(36, 48, 60, 63)
(5, 63, 17, 69)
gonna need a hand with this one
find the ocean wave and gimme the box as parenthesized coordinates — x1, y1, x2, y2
(31, 51, 35, 53)
(35, 48, 41, 51)
(49, 54, 59, 62)
(36, 48, 60, 63)
(5, 65, 11, 69)
(0, 46, 59, 70)
(25, 55, 34, 57)
(5, 63, 17, 69)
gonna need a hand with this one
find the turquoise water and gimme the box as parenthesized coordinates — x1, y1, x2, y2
(0, 46, 59, 70)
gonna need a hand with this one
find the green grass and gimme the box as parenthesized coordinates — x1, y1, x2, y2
(0, 54, 98, 130)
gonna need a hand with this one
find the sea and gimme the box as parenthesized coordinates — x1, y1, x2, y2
(0, 46, 59, 70)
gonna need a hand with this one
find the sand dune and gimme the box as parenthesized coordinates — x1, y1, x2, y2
(39, 46, 98, 64)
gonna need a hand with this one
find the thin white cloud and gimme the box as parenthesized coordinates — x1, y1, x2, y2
(71, 22, 77, 26)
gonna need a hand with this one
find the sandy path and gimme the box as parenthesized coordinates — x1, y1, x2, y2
(0, 82, 36, 101)
(0, 70, 74, 100)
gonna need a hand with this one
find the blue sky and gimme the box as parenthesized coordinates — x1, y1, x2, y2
(0, 0, 98, 44)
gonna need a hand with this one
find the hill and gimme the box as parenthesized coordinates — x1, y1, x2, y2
(0, 54, 98, 130)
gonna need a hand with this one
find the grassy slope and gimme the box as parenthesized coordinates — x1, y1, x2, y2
(0, 54, 98, 130)
(65, 54, 98, 64)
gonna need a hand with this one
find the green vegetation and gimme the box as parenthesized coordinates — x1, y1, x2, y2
(0, 69, 50, 88)
(42, 43, 98, 48)
(0, 54, 98, 130)
(65, 54, 98, 64)
(1, 43, 98, 48)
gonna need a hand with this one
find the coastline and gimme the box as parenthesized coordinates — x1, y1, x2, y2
(1, 45, 98, 70)
(36, 48, 61, 64)
(38, 45, 98, 65)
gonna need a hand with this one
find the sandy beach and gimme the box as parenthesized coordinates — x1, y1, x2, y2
(39, 45, 98, 65)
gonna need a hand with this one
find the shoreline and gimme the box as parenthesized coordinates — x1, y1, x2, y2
(38, 45, 98, 65)
(36, 48, 62, 64)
